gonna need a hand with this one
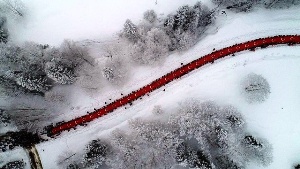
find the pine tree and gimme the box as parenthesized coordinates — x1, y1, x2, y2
(121, 19, 140, 43)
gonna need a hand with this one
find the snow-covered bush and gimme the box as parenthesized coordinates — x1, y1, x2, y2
(0, 160, 25, 169)
(83, 139, 109, 168)
(102, 58, 128, 86)
(241, 73, 271, 103)
(143, 10, 157, 23)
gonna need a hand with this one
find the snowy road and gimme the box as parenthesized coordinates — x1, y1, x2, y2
(49, 35, 300, 136)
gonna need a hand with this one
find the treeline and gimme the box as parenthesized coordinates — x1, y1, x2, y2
(0, 41, 91, 96)
(213, 0, 300, 12)
(63, 101, 272, 169)
(118, 2, 214, 65)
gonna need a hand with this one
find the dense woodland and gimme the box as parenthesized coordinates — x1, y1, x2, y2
(0, 0, 299, 168)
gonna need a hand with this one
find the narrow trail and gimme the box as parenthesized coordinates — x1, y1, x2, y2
(26, 146, 43, 169)
(48, 35, 300, 137)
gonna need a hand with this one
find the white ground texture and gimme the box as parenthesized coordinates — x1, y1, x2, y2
(2, 0, 300, 169)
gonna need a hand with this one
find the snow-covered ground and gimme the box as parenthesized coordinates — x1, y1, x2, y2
(3, 1, 300, 169)
(0, 148, 31, 168)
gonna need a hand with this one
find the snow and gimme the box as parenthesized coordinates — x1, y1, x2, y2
(2, 1, 300, 169)
(10, 0, 201, 46)
(0, 148, 31, 169)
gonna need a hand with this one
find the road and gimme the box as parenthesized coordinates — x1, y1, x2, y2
(49, 35, 300, 136)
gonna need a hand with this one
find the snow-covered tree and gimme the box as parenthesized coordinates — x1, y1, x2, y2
(66, 163, 80, 169)
(241, 135, 273, 166)
(170, 99, 272, 168)
(0, 0, 26, 17)
(214, 155, 243, 169)
(143, 9, 157, 23)
(0, 42, 53, 95)
(107, 129, 141, 169)
(121, 19, 140, 43)
(45, 61, 75, 85)
(130, 27, 171, 65)
(0, 17, 8, 43)
(102, 58, 128, 86)
(59, 40, 92, 68)
(0, 160, 25, 169)
(163, 2, 214, 51)
(212, 0, 260, 12)
(128, 118, 181, 169)
(176, 141, 213, 169)
(241, 73, 270, 103)
(83, 139, 109, 168)
(264, 0, 300, 8)
(0, 109, 11, 127)
(15, 73, 52, 94)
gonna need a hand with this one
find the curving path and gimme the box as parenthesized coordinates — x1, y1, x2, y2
(48, 35, 300, 137)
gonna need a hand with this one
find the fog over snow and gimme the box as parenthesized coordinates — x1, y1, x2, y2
(10, 0, 201, 45)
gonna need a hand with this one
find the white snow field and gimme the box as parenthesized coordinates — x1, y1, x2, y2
(3, 0, 300, 169)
